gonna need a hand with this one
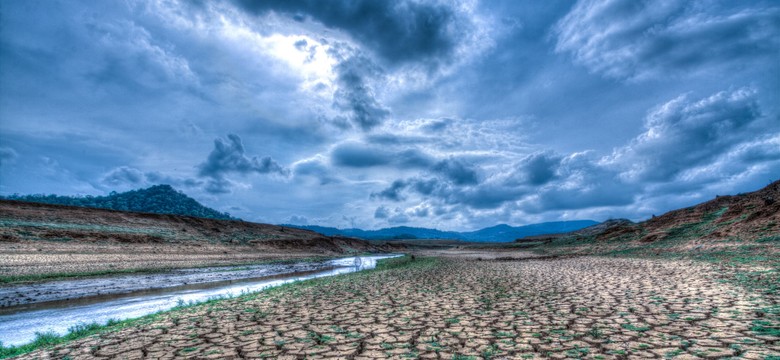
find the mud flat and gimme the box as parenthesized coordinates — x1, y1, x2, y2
(12, 255, 780, 359)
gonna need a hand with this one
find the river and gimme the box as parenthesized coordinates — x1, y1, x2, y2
(0, 254, 401, 347)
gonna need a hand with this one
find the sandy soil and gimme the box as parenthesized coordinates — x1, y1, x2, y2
(16, 255, 779, 359)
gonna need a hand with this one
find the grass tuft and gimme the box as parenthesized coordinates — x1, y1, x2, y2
(0, 321, 120, 359)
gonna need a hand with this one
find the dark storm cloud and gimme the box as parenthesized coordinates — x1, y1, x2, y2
(409, 178, 440, 196)
(370, 152, 627, 214)
(431, 158, 479, 185)
(364, 151, 543, 210)
(198, 134, 288, 194)
(203, 178, 233, 195)
(521, 152, 562, 185)
(370, 180, 407, 201)
(406, 176, 525, 210)
(373, 205, 390, 219)
(293, 39, 308, 51)
(330, 141, 434, 169)
(331, 141, 392, 167)
(199, 134, 288, 178)
(555, 0, 780, 80)
(373, 206, 412, 224)
(388, 213, 410, 225)
(331, 140, 480, 185)
(331, 53, 390, 130)
(412, 206, 429, 218)
(231, 0, 478, 132)
(372, 170, 523, 210)
(519, 154, 638, 213)
(607, 88, 763, 182)
(497, 152, 563, 188)
(232, 0, 467, 66)
(368, 151, 562, 210)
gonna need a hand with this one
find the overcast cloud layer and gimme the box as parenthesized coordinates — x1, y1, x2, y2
(1, 0, 778, 230)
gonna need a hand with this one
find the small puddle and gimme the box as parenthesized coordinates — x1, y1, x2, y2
(0, 254, 401, 347)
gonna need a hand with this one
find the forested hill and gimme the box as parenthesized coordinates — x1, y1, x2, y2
(2, 185, 234, 220)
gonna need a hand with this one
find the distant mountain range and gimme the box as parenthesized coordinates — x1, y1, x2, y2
(1, 185, 234, 220)
(3, 185, 597, 241)
(285, 220, 599, 242)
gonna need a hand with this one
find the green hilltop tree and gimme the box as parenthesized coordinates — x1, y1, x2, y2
(2, 185, 235, 220)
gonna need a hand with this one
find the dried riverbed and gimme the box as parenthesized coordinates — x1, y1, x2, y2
(13, 255, 780, 359)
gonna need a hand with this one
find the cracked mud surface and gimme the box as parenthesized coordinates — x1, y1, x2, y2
(15, 257, 780, 359)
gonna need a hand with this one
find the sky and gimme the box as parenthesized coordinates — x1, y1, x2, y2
(1, 0, 778, 230)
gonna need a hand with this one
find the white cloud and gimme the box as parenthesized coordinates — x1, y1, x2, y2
(603, 88, 763, 182)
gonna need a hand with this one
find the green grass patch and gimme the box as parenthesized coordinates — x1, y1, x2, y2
(0, 320, 129, 359)
(620, 323, 650, 332)
(750, 320, 780, 337)
(756, 235, 780, 243)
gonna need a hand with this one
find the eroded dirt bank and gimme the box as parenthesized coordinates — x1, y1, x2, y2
(0, 200, 403, 282)
(16, 256, 780, 359)
(0, 241, 346, 280)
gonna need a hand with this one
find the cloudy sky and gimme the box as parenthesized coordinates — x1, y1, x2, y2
(1, 0, 778, 230)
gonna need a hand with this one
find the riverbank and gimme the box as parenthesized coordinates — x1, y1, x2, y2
(0, 255, 402, 354)
(0, 258, 345, 307)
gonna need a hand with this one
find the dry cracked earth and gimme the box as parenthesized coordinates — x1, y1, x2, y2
(15, 256, 780, 359)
